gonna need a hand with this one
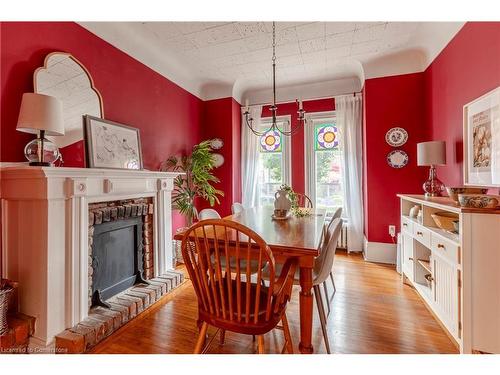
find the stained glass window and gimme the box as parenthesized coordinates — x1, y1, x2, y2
(260, 129, 282, 152)
(315, 123, 339, 151)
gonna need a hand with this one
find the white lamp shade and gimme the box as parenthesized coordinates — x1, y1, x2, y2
(16, 93, 64, 136)
(417, 141, 446, 166)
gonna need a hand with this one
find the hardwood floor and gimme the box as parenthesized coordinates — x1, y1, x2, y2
(90, 252, 458, 354)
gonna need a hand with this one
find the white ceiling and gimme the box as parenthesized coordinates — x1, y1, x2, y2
(79, 21, 464, 102)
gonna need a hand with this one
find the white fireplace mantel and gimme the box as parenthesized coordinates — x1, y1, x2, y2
(0, 166, 180, 347)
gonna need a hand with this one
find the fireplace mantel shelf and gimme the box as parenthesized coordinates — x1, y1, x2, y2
(1, 165, 181, 347)
(1, 166, 182, 201)
(1, 165, 182, 179)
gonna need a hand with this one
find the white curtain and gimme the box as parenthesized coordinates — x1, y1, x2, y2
(241, 105, 262, 208)
(336, 95, 364, 252)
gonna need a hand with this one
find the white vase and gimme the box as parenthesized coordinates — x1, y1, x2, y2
(274, 189, 292, 211)
(409, 205, 420, 218)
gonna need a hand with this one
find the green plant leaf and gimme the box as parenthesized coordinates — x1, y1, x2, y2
(162, 139, 224, 221)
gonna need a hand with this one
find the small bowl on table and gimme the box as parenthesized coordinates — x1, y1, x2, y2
(446, 187, 488, 203)
(457, 194, 499, 209)
(431, 211, 459, 231)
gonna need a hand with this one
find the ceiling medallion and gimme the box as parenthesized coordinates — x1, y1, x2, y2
(243, 21, 306, 137)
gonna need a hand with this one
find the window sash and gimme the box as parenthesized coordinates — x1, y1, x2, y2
(305, 112, 338, 209)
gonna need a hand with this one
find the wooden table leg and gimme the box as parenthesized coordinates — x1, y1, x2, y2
(299, 265, 314, 354)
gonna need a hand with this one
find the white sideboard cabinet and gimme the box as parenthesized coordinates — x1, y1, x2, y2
(398, 194, 500, 354)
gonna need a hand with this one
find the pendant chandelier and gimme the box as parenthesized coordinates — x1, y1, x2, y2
(243, 22, 306, 137)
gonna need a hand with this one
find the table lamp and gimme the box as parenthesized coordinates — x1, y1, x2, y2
(417, 141, 446, 197)
(16, 93, 64, 166)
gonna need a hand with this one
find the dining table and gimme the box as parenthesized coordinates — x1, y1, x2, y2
(175, 205, 327, 354)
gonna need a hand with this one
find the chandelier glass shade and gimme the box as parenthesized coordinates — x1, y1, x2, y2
(243, 22, 306, 137)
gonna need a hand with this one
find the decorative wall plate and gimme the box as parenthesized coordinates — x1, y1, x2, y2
(387, 150, 408, 168)
(212, 153, 224, 168)
(210, 138, 224, 150)
(385, 127, 408, 147)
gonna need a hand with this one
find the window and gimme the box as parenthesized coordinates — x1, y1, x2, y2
(305, 114, 344, 212)
(256, 118, 291, 206)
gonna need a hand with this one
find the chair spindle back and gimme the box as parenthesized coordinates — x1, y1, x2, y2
(182, 219, 277, 325)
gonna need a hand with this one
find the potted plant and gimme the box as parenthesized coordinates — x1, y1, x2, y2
(161, 140, 224, 263)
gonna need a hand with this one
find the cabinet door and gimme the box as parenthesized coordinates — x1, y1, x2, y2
(433, 254, 459, 338)
(402, 233, 414, 280)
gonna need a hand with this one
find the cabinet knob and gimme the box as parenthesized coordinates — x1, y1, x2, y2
(424, 274, 434, 282)
(417, 231, 423, 236)
(403, 223, 408, 227)
(437, 244, 445, 249)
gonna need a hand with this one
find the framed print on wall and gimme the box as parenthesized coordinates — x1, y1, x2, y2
(84, 115, 143, 170)
(463, 87, 500, 187)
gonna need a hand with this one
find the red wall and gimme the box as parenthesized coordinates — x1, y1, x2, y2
(261, 98, 335, 194)
(201, 97, 241, 217)
(0, 22, 203, 229)
(231, 99, 242, 203)
(363, 73, 429, 243)
(2, 21, 498, 244)
(424, 22, 500, 186)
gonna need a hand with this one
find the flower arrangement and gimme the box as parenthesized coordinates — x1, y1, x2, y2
(279, 184, 312, 218)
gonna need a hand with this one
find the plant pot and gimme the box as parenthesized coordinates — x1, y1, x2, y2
(174, 227, 197, 266)
(0, 286, 14, 336)
(174, 227, 188, 265)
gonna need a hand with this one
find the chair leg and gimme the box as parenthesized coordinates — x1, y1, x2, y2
(330, 272, 336, 294)
(257, 335, 265, 354)
(194, 322, 209, 354)
(281, 312, 294, 354)
(322, 281, 331, 317)
(313, 285, 331, 354)
(219, 329, 226, 345)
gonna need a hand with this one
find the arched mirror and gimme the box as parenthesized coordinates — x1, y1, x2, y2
(34, 52, 104, 167)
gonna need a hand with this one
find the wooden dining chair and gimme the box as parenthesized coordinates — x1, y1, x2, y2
(181, 219, 298, 354)
(295, 193, 313, 208)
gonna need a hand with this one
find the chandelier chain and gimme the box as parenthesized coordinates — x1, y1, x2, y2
(272, 22, 276, 63)
(243, 21, 306, 137)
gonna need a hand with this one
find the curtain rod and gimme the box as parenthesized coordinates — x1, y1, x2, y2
(246, 91, 362, 107)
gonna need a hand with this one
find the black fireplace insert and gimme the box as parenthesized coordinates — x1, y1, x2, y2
(90, 216, 147, 308)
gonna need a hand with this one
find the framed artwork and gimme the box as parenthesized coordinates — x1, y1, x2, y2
(84, 115, 143, 170)
(463, 87, 500, 187)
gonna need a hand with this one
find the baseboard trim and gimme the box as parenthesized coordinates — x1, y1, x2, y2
(363, 237, 397, 264)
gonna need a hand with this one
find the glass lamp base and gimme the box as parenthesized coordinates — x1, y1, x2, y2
(423, 165, 445, 197)
(24, 136, 60, 166)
